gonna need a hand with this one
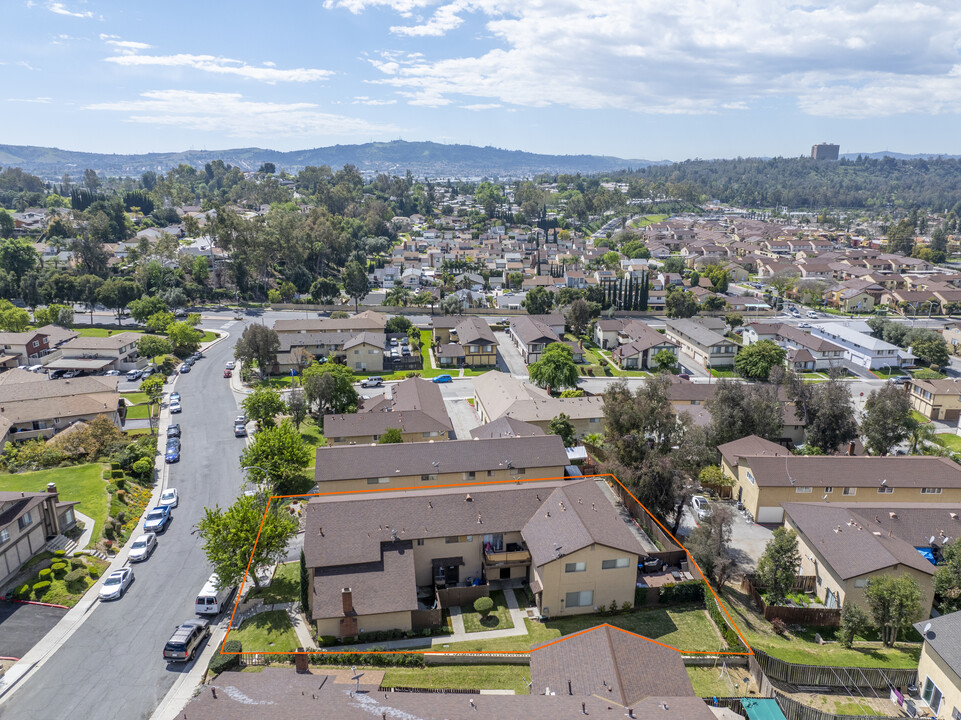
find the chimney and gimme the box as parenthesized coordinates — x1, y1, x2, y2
(848, 442, 855, 456)
(342, 588, 354, 615)
(46, 482, 58, 495)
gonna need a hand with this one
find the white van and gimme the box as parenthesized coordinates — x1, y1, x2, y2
(195, 573, 234, 616)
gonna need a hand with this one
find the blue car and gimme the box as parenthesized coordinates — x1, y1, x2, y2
(432, 374, 453, 383)
(143, 506, 172, 533)
(165, 443, 181, 463)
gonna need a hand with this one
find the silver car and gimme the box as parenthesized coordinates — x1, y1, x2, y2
(128, 533, 157, 562)
(99, 567, 134, 600)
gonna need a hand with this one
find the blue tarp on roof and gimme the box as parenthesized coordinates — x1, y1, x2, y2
(742, 698, 788, 720)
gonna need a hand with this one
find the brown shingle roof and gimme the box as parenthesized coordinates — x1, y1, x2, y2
(312, 540, 417, 619)
(744, 455, 961, 488)
(717, 435, 789, 468)
(470, 416, 545, 439)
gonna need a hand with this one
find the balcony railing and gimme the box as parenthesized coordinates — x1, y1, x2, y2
(484, 549, 531, 565)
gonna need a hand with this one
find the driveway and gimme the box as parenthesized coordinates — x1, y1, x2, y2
(677, 500, 772, 572)
(0, 601, 66, 659)
(495, 330, 528, 376)
(444, 397, 480, 440)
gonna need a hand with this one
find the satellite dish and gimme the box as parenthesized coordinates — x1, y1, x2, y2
(924, 622, 932, 635)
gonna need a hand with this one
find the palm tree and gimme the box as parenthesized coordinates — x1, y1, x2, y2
(908, 421, 938, 455)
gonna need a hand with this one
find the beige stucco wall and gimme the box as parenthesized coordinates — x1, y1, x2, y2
(909, 386, 961, 421)
(412, 536, 485, 587)
(918, 642, 961, 719)
(534, 544, 638, 617)
(347, 343, 384, 372)
(0, 520, 47, 587)
(316, 610, 412, 638)
(328, 430, 451, 446)
(315, 464, 568, 495)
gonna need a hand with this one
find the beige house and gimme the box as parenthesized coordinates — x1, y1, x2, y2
(720, 448, 961, 524)
(313, 434, 570, 494)
(272, 310, 387, 338)
(784, 502, 940, 614)
(303, 478, 644, 638)
(0, 484, 78, 586)
(664, 318, 737, 368)
(44, 332, 146, 374)
(908, 377, 961, 421)
(324, 376, 453, 445)
(343, 332, 385, 372)
(432, 316, 497, 367)
(914, 612, 961, 719)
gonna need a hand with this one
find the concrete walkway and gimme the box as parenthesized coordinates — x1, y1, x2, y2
(73, 510, 95, 552)
(448, 606, 466, 635)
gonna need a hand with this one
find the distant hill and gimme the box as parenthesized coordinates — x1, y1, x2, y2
(841, 151, 961, 161)
(0, 141, 666, 180)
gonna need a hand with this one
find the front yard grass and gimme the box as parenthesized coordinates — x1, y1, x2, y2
(687, 666, 752, 697)
(462, 590, 514, 633)
(710, 369, 739, 378)
(297, 418, 326, 468)
(937, 433, 961, 452)
(872, 366, 907, 379)
(719, 585, 921, 668)
(0, 464, 108, 547)
(247, 562, 300, 605)
(229, 610, 300, 652)
(910, 410, 931, 424)
(382, 665, 530, 694)
(12, 555, 108, 606)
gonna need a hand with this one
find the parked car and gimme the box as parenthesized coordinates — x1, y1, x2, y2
(169, 392, 181, 403)
(162, 619, 210, 663)
(166, 424, 181, 438)
(160, 488, 179, 508)
(48, 370, 64, 380)
(128, 533, 157, 562)
(798, 322, 811, 328)
(223, 369, 232, 378)
(678, 373, 690, 380)
(99, 567, 134, 601)
(235, 414, 248, 425)
(180, 364, 191, 374)
(144, 506, 172, 533)
(169, 400, 182, 414)
(432, 374, 453, 383)
(234, 423, 247, 438)
(104, 369, 121, 376)
(225, 361, 235, 370)
(63, 370, 81, 379)
(126, 369, 142, 381)
(164, 444, 181, 463)
(807, 310, 819, 319)
(361, 376, 383, 388)
(691, 495, 712, 519)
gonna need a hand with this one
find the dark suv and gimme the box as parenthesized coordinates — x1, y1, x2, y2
(163, 619, 210, 662)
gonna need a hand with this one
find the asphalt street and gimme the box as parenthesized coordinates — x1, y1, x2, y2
(0, 602, 66, 660)
(0, 320, 244, 720)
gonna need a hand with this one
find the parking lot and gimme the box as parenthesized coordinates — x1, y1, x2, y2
(0, 600, 67, 659)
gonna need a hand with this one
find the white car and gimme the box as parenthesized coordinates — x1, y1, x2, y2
(169, 392, 181, 404)
(128, 533, 157, 562)
(169, 400, 182, 414)
(160, 488, 179, 508)
(99, 567, 134, 600)
(225, 361, 235, 370)
(798, 322, 811, 329)
(807, 310, 819, 318)
(691, 495, 712, 519)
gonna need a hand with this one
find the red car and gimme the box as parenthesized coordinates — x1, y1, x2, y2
(223, 368, 232, 378)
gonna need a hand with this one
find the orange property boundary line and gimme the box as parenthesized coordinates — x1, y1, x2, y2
(220, 473, 755, 657)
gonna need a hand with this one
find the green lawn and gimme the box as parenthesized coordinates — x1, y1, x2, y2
(720, 586, 921, 668)
(436, 605, 721, 653)
(229, 610, 301, 652)
(710, 369, 739, 378)
(297, 418, 326, 469)
(462, 590, 514, 633)
(631, 214, 669, 229)
(911, 410, 931, 424)
(120, 391, 150, 404)
(872, 366, 907, 379)
(124, 403, 157, 420)
(687, 666, 752, 697)
(247, 562, 300, 605)
(418, 330, 445, 378)
(382, 665, 530, 694)
(0, 464, 108, 547)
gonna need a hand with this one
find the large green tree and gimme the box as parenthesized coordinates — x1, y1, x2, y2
(239, 420, 313, 496)
(302, 361, 358, 419)
(522, 286, 555, 315)
(933, 539, 961, 615)
(242, 387, 287, 429)
(755, 527, 801, 606)
(548, 413, 576, 447)
(128, 295, 167, 325)
(96, 277, 142, 325)
(136, 335, 172, 367)
(566, 298, 590, 336)
(342, 260, 369, 311)
(528, 342, 579, 393)
(864, 575, 923, 646)
(686, 505, 736, 587)
(706, 380, 783, 448)
(196, 494, 298, 589)
(734, 340, 786, 380)
(0, 237, 39, 280)
(234, 324, 281, 378)
(166, 320, 203, 356)
(860, 384, 913, 455)
(665, 288, 698, 318)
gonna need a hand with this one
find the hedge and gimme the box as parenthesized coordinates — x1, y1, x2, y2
(658, 580, 705, 604)
(38, 568, 52, 581)
(706, 592, 746, 652)
(32, 581, 51, 599)
(208, 640, 242, 675)
(308, 649, 424, 668)
(51, 562, 68, 578)
(13, 584, 30, 600)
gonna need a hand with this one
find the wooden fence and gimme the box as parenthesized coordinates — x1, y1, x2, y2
(436, 584, 489, 609)
(752, 649, 917, 691)
(411, 608, 442, 631)
(772, 690, 904, 720)
(741, 576, 840, 627)
(611, 483, 689, 567)
(707, 697, 746, 714)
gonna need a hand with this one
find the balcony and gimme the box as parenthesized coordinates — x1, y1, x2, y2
(484, 543, 531, 567)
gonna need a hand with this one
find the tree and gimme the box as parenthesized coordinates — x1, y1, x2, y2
(698, 465, 734, 491)
(234, 324, 281, 378)
(665, 288, 698, 318)
(566, 298, 590, 336)
(0, 238, 39, 280)
(166, 321, 203, 356)
(136, 335, 172, 367)
(96, 278, 141, 325)
(706, 380, 783, 447)
(911, 335, 949, 367)
(934, 539, 961, 614)
(734, 340, 786, 380)
(473, 596, 494, 619)
(548, 413, 576, 447)
(0, 301, 29, 332)
(385, 316, 413, 335)
(302, 362, 357, 419)
(342, 260, 369, 311)
(804, 378, 858, 453)
(865, 575, 923, 646)
(240, 420, 313, 496)
(243, 387, 287, 429)
(661, 256, 685, 274)
(702, 295, 726, 311)
(378, 428, 403, 444)
(76, 274, 104, 324)
(196, 494, 297, 589)
(686, 505, 737, 587)
(139, 374, 165, 433)
(907, 419, 938, 454)
(128, 295, 167, 325)
(838, 602, 870, 649)
(146, 311, 174, 334)
(522, 286, 554, 315)
(885, 218, 916, 255)
(861, 384, 913, 455)
(528, 342, 579, 393)
(756, 528, 801, 606)
(309, 277, 339, 305)
(0, 210, 14, 238)
(652, 349, 678, 374)
(287, 388, 308, 430)
(278, 281, 297, 303)
(725, 313, 744, 330)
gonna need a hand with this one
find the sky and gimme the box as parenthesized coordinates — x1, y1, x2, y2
(4, 0, 961, 161)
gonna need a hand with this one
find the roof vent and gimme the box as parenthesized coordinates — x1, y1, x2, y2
(952, 513, 958, 520)
(465, 494, 473, 502)
(889, 512, 898, 519)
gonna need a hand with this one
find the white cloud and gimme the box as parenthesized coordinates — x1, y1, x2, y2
(336, 0, 961, 118)
(47, 2, 93, 18)
(7, 97, 52, 103)
(104, 52, 332, 83)
(106, 39, 153, 52)
(353, 96, 398, 105)
(86, 90, 399, 138)
(461, 103, 501, 111)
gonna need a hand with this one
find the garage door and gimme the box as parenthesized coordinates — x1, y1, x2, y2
(756, 506, 784, 524)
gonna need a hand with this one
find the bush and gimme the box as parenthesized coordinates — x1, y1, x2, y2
(53, 549, 66, 558)
(13, 584, 30, 600)
(658, 580, 705, 605)
(110, 462, 121, 471)
(318, 635, 337, 647)
(208, 639, 242, 674)
(771, 617, 788, 636)
(69, 558, 86, 569)
(38, 568, 52, 581)
(64, 568, 85, 583)
(32, 581, 51, 599)
(706, 592, 746, 651)
(103, 469, 112, 480)
(51, 562, 68, 577)
(111, 470, 125, 480)
(87, 566, 102, 580)
(405, 371, 422, 378)
(114, 477, 126, 490)
(473, 596, 494, 617)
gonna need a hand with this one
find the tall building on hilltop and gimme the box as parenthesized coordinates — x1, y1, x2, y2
(812, 143, 840, 160)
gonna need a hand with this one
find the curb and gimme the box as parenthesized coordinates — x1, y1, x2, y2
(0, 599, 69, 610)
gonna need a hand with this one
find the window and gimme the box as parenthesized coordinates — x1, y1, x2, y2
(746, 471, 755, 485)
(842, 487, 856, 496)
(565, 590, 594, 607)
(923, 677, 943, 714)
(18, 511, 33, 530)
(951, 707, 960, 720)
(32, 340, 39, 348)
(565, 561, 587, 573)
(922, 488, 943, 495)
(421, 474, 438, 483)
(878, 486, 893, 494)
(854, 579, 868, 588)
(422, 431, 439, 438)
(602, 558, 630, 569)
(824, 487, 833, 493)
(795, 487, 812, 493)
(464, 471, 476, 480)
(445, 535, 472, 543)
(416, 539, 424, 546)
(0, 529, 8, 544)
(516, 467, 526, 475)
(589, 418, 601, 424)
(366, 477, 389, 485)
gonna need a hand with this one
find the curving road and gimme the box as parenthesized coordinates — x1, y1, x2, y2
(0, 321, 245, 720)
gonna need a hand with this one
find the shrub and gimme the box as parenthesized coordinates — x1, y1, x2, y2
(706, 592, 746, 652)
(64, 568, 85, 583)
(38, 568, 52, 581)
(53, 549, 66, 558)
(69, 558, 86, 569)
(658, 580, 705, 605)
(110, 462, 121, 471)
(473, 596, 494, 618)
(114, 477, 126, 490)
(111, 469, 124, 479)
(131, 458, 153, 480)
(208, 639, 242, 674)
(771, 617, 788, 636)
(318, 635, 337, 647)
(103, 469, 112, 480)
(13, 584, 30, 600)
(51, 562, 68, 577)
(32, 581, 51, 599)
(87, 566, 102, 580)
